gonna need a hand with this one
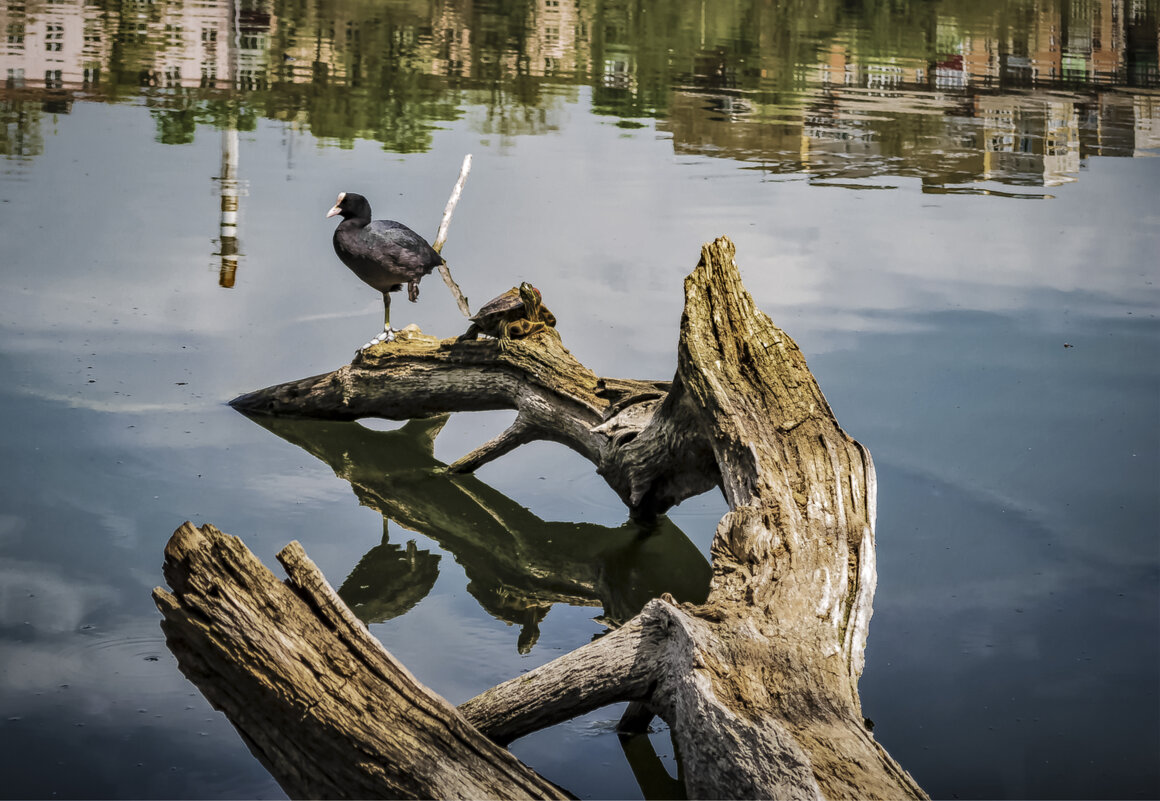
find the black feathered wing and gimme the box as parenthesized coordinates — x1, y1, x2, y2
(334, 220, 443, 295)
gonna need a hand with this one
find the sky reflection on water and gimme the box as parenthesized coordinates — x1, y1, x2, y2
(1, 0, 1158, 799)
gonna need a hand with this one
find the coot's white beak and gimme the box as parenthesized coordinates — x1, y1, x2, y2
(325, 192, 345, 218)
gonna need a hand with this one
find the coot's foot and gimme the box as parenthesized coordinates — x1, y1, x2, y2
(358, 327, 396, 352)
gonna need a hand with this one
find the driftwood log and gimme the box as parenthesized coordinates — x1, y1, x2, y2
(154, 237, 927, 799)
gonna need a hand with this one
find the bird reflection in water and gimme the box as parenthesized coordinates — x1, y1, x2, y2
(340, 521, 441, 623)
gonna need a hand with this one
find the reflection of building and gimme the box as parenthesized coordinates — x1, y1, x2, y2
(428, 0, 473, 77)
(1090, 0, 1126, 80)
(662, 81, 1148, 188)
(658, 0, 1153, 188)
(1024, 0, 1133, 84)
(0, 0, 272, 285)
(964, 36, 999, 85)
(660, 91, 805, 170)
(0, 0, 100, 90)
(978, 95, 1080, 185)
(424, 0, 593, 79)
(798, 88, 983, 184)
(2, 0, 1152, 95)
(814, 42, 929, 90)
(525, 0, 590, 77)
(1132, 93, 1160, 154)
(0, 0, 272, 92)
(1031, 4, 1064, 82)
(146, 0, 235, 89)
(809, 0, 1140, 93)
(816, 42, 853, 87)
(1, 0, 1157, 190)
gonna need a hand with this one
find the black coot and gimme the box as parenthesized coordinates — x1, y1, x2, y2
(326, 192, 443, 347)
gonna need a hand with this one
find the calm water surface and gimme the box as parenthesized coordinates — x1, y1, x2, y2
(1, 0, 1158, 798)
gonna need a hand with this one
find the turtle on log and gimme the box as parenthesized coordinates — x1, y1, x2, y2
(458, 282, 556, 342)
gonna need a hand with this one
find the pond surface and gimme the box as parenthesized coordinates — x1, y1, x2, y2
(1, 0, 1158, 798)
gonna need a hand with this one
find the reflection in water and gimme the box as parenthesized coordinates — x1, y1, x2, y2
(1, 2, 1156, 798)
(342, 522, 442, 623)
(1, 0, 1156, 191)
(244, 413, 711, 654)
(213, 126, 243, 287)
(619, 727, 686, 801)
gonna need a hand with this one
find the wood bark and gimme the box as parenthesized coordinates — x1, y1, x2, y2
(158, 237, 927, 799)
(153, 522, 569, 800)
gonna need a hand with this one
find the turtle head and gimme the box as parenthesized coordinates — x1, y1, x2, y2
(518, 282, 541, 312)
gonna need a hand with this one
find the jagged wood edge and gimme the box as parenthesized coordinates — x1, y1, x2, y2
(153, 521, 570, 800)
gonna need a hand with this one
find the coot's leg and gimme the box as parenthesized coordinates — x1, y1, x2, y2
(360, 292, 396, 351)
(381, 292, 395, 340)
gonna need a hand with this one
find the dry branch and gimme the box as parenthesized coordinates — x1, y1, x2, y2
(433, 154, 472, 317)
(159, 237, 927, 800)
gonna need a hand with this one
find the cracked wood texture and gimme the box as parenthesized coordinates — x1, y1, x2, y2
(160, 237, 926, 800)
(462, 239, 925, 800)
(153, 522, 569, 800)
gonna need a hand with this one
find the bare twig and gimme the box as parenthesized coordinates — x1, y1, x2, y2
(433, 154, 472, 253)
(433, 154, 473, 317)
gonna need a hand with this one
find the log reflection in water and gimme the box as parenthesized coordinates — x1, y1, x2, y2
(244, 413, 711, 652)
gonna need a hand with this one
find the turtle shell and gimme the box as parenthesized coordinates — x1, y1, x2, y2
(459, 283, 552, 342)
(472, 284, 544, 333)
(470, 286, 525, 329)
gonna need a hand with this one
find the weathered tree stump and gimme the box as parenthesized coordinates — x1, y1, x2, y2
(155, 237, 927, 799)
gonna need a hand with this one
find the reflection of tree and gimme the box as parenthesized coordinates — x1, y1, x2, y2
(0, 99, 44, 160)
(1, 0, 1156, 179)
(275, 0, 464, 151)
(149, 91, 200, 145)
(244, 413, 712, 653)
